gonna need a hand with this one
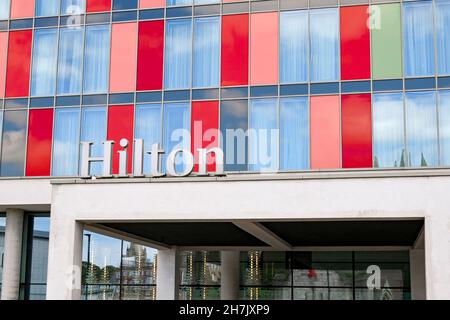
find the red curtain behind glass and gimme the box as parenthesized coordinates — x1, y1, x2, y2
(191, 101, 219, 173)
(221, 14, 249, 86)
(26, 109, 54, 176)
(340, 6, 371, 80)
(342, 94, 373, 168)
(137, 20, 164, 91)
(87, 0, 111, 12)
(107, 105, 134, 174)
(5, 30, 32, 98)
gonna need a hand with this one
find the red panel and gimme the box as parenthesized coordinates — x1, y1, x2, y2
(191, 101, 219, 173)
(340, 6, 371, 80)
(137, 20, 164, 91)
(107, 105, 134, 175)
(5, 30, 32, 98)
(221, 14, 249, 86)
(26, 109, 54, 177)
(87, 0, 111, 12)
(342, 94, 372, 168)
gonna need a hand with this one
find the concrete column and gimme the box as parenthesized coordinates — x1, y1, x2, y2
(220, 251, 240, 300)
(156, 249, 179, 300)
(424, 214, 450, 300)
(46, 216, 83, 300)
(410, 248, 426, 300)
(1, 209, 24, 300)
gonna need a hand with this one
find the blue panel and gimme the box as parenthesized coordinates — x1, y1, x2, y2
(280, 97, 309, 170)
(166, 7, 192, 18)
(4, 99, 28, 109)
(405, 78, 436, 90)
(249, 98, 278, 172)
(112, 11, 137, 22)
(438, 77, 450, 89)
(10, 19, 33, 29)
(113, 0, 137, 10)
(34, 17, 59, 28)
(250, 86, 278, 97)
(403, 1, 435, 77)
(167, 0, 193, 6)
(220, 100, 248, 171)
(280, 10, 308, 84)
(60, 15, 85, 26)
(193, 16, 220, 88)
(164, 19, 192, 89)
(135, 104, 161, 174)
(341, 81, 371, 93)
(80, 106, 107, 175)
(192, 88, 219, 100)
(373, 79, 403, 92)
(405, 91, 438, 167)
(82, 94, 108, 105)
(221, 87, 248, 99)
(83, 25, 110, 94)
(310, 82, 339, 95)
(373, 93, 406, 168)
(139, 9, 164, 20)
(52, 108, 80, 176)
(136, 91, 163, 103)
(310, 8, 339, 82)
(30, 97, 54, 108)
(164, 90, 190, 101)
(194, 4, 220, 16)
(31, 28, 58, 97)
(56, 95, 81, 106)
(109, 93, 134, 104)
(86, 13, 110, 24)
(280, 84, 308, 96)
(0, 21, 8, 31)
(163, 102, 191, 173)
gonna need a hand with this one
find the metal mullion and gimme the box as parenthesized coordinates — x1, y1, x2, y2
(77, 19, 87, 176)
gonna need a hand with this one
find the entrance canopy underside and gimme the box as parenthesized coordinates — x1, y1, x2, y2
(94, 220, 424, 249)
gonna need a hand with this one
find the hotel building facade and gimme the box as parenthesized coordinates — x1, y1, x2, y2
(0, 0, 450, 300)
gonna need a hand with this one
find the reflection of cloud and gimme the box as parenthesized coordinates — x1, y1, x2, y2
(1, 129, 26, 163)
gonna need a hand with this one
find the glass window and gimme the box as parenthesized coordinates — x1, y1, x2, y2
(21, 216, 50, 300)
(1, 110, 27, 177)
(373, 93, 406, 168)
(249, 98, 278, 172)
(163, 102, 190, 173)
(439, 91, 450, 166)
(167, 0, 192, 6)
(179, 251, 221, 300)
(280, 10, 308, 84)
(0, 0, 10, 19)
(52, 108, 80, 176)
(193, 16, 220, 88)
(403, 1, 435, 77)
(164, 19, 192, 90)
(436, 0, 450, 75)
(83, 25, 111, 94)
(35, 0, 59, 16)
(113, 0, 137, 10)
(80, 106, 107, 176)
(220, 100, 248, 172)
(135, 104, 162, 174)
(57, 27, 84, 95)
(310, 8, 339, 82)
(280, 97, 309, 170)
(61, 0, 86, 14)
(31, 28, 58, 97)
(405, 91, 438, 167)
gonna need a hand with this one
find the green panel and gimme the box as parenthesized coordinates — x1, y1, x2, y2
(371, 4, 403, 79)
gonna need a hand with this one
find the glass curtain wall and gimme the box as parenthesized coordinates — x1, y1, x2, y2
(82, 231, 157, 300)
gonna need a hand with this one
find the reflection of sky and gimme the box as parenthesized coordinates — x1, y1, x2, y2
(34, 217, 50, 233)
(0, 217, 5, 228)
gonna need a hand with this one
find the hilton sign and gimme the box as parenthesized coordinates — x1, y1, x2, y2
(80, 139, 225, 178)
